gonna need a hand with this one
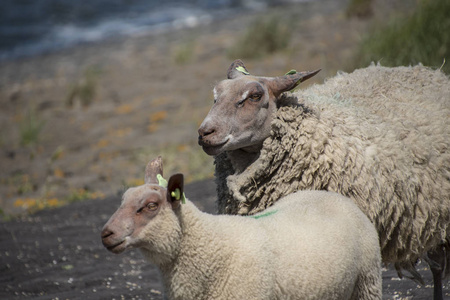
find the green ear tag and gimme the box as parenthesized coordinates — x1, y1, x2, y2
(285, 69, 302, 89)
(157, 174, 168, 188)
(236, 66, 249, 75)
(171, 188, 186, 204)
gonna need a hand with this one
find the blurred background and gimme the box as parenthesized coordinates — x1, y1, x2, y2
(0, 0, 449, 218)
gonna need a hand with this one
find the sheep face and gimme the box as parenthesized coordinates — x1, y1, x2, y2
(198, 59, 320, 156)
(101, 157, 184, 259)
(198, 76, 276, 156)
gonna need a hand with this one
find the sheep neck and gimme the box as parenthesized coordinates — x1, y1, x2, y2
(226, 147, 261, 174)
(158, 201, 234, 299)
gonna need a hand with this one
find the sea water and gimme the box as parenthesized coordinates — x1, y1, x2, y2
(0, 0, 312, 61)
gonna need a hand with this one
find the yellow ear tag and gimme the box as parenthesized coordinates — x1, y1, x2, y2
(171, 188, 186, 204)
(236, 66, 249, 75)
(157, 174, 168, 188)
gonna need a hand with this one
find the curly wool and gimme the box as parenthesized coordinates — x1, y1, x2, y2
(215, 64, 450, 264)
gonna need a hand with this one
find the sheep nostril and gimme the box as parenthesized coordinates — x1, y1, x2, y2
(101, 228, 114, 239)
(198, 128, 215, 138)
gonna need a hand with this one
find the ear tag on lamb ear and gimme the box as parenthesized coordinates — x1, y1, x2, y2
(236, 66, 249, 75)
(157, 174, 168, 188)
(171, 188, 186, 204)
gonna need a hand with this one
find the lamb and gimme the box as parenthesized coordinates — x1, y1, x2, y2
(101, 156, 382, 300)
(197, 60, 450, 299)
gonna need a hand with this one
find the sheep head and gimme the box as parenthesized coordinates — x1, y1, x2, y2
(198, 59, 320, 156)
(101, 156, 184, 260)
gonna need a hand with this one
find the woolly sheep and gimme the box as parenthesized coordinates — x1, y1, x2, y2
(101, 157, 382, 300)
(198, 60, 450, 299)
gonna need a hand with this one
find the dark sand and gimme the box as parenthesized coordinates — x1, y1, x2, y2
(1, 179, 449, 299)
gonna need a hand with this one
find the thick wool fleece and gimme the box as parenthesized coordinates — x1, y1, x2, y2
(215, 64, 450, 265)
(141, 192, 381, 300)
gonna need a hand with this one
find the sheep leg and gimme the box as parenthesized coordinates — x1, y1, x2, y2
(430, 265, 443, 300)
(425, 246, 446, 300)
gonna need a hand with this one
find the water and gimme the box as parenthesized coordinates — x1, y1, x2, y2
(0, 0, 304, 61)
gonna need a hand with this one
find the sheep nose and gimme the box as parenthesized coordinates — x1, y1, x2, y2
(101, 227, 114, 239)
(198, 126, 215, 140)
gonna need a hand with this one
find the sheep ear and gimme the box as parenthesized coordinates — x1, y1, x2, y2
(145, 156, 163, 184)
(227, 59, 250, 79)
(268, 69, 321, 97)
(167, 173, 184, 209)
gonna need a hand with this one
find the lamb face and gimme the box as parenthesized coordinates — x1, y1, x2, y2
(101, 185, 170, 254)
(101, 157, 184, 262)
(198, 59, 319, 156)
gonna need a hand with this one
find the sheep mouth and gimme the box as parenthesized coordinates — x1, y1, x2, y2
(200, 140, 228, 156)
(106, 240, 127, 254)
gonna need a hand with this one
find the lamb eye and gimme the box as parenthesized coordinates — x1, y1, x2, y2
(146, 203, 158, 211)
(250, 94, 262, 101)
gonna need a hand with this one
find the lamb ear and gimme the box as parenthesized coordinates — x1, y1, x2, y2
(167, 173, 184, 209)
(145, 156, 163, 184)
(268, 69, 321, 97)
(227, 59, 250, 79)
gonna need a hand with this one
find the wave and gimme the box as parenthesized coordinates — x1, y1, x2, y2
(0, 5, 215, 61)
(0, 0, 315, 61)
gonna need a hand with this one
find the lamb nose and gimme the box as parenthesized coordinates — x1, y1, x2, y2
(101, 228, 114, 239)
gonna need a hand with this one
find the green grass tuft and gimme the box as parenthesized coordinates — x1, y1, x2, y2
(66, 67, 100, 108)
(346, 0, 373, 19)
(228, 14, 293, 59)
(19, 107, 45, 146)
(173, 40, 195, 65)
(354, 0, 450, 73)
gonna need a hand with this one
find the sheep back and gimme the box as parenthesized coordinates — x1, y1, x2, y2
(214, 64, 450, 264)
(163, 191, 381, 300)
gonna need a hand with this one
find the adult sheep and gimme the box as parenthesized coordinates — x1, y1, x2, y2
(102, 157, 382, 300)
(198, 60, 450, 299)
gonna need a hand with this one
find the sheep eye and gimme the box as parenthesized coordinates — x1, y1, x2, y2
(146, 203, 158, 211)
(250, 94, 262, 101)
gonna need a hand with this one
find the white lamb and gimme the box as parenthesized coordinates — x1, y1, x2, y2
(101, 157, 382, 300)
